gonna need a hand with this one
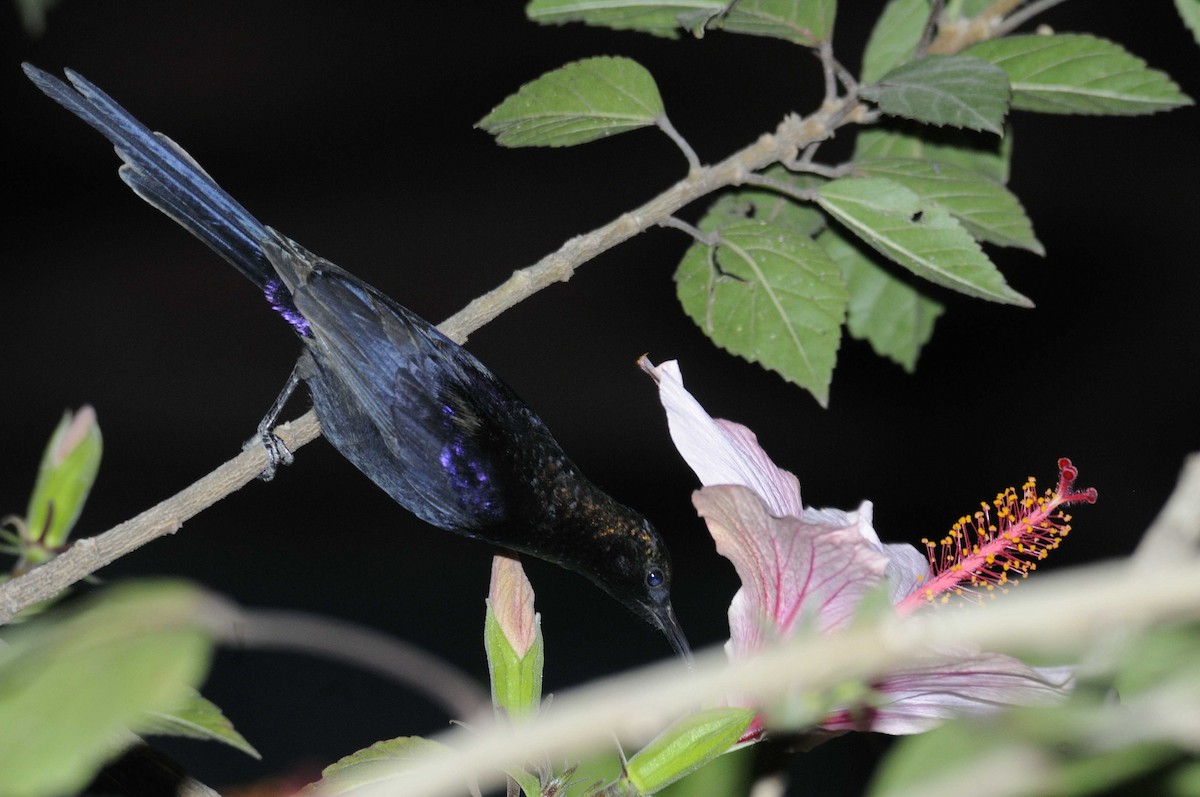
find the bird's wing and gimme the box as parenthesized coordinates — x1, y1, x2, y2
(271, 239, 510, 531)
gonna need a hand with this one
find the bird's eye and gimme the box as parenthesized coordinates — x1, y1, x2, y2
(646, 567, 665, 588)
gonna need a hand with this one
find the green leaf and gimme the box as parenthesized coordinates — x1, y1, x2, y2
(861, 0, 928, 83)
(675, 219, 848, 406)
(526, 0, 724, 38)
(955, 0, 995, 16)
(315, 737, 452, 793)
(0, 581, 214, 797)
(1178, 0, 1200, 48)
(142, 690, 260, 759)
(525, 0, 834, 42)
(861, 54, 1011, 134)
(718, 0, 837, 46)
(484, 603, 544, 722)
(853, 124, 1012, 183)
(817, 177, 1030, 306)
(25, 405, 102, 550)
(964, 34, 1194, 116)
(700, 189, 826, 238)
(478, 56, 664, 147)
(855, 157, 1041, 252)
(818, 227, 943, 372)
(624, 708, 755, 794)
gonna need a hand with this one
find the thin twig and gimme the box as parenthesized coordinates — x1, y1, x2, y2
(437, 106, 854, 344)
(993, 0, 1071, 37)
(0, 97, 865, 624)
(223, 608, 490, 719)
(0, 415, 319, 624)
(739, 172, 822, 203)
(778, 158, 850, 179)
(796, 140, 821, 166)
(927, 0, 1034, 54)
(1134, 452, 1200, 569)
(830, 54, 858, 95)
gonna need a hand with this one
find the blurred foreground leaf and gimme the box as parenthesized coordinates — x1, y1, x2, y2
(0, 581, 216, 797)
(143, 690, 259, 759)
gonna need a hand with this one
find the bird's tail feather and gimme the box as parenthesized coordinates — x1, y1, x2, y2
(23, 64, 275, 289)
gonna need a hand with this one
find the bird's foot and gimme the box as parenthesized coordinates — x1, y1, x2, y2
(253, 429, 294, 481)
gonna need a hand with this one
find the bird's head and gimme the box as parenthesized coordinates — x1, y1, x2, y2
(580, 511, 692, 662)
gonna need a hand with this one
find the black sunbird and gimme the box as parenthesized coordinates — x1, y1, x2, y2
(23, 64, 690, 659)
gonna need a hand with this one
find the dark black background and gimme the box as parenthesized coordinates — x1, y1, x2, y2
(3, 2, 1198, 794)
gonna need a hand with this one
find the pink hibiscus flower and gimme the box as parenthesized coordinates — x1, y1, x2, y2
(641, 358, 1096, 737)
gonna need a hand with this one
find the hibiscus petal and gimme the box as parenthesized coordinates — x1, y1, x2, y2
(819, 652, 1075, 735)
(882, 543, 933, 604)
(811, 502, 932, 604)
(641, 358, 803, 518)
(693, 485, 891, 655)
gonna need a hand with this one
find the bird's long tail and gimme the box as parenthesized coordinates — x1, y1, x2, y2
(24, 64, 276, 289)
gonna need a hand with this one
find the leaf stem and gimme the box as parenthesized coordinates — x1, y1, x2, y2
(438, 105, 859, 344)
(659, 216, 716, 246)
(223, 608, 490, 719)
(656, 114, 702, 175)
(739, 172, 821, 202)
(819, 40, 838, 103)
(993, 0, 1071, 37)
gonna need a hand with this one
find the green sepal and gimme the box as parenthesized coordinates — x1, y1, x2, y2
(622, 707, 756, 794)
(25, 406, 102, 551)
(484, 602, 544, 721)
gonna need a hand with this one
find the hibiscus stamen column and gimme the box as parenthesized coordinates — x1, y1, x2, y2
(896, 459, 1098, 617)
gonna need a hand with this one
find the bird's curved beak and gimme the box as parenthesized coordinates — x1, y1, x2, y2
(646, 600, 693, 663)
